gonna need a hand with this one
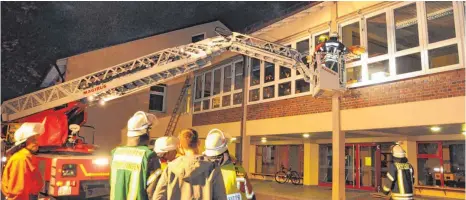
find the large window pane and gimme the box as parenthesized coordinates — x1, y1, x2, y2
(223, 65, 232, 92)
(193, 101, 201, 112)
(429, 44, 459, 69)
(279, 82, 291, 97)
(250, 58, 261, 86)
(149, 94, 164, 111)
(212, 97, 220, 109)
(264, 62, 275, 83)
(297, 39, 310, 54)
(202, 99, 210, 110)
(418, 143, 439, 154)
(367, 13, 388, 57)
(249, 89, 260, 102)
(279, 66, 291, 79)
(418, 158, 442, 186)
(395, 4, 419, 51)
(222, 95, 231, 107)
(426, 2, 455, 43)
(295, 79, 310, 94)
(443, 141, 465, 188)
(342, 22, 361, 62)
(195, 76, 202, 99)
(319, 145, 333, 183)
(233, 92, 242, 105)
(204, 72, 211, 98)
(368, 60, 389, 80)
(346, 66, 362, 84)
(213, 69, 221, 95)
(235, 61, 243, 90)
(263, 85, 275, 99)
(396, 53, 422, 74)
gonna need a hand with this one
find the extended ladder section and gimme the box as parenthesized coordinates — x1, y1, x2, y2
(1, 31, 346, 121)
(164, 75, 191, 136)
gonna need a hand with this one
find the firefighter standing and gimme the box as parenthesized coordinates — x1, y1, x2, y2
(2, 122, 45, 200)
(204, 128, 255, 200)
(147, 136, 179, 199)
(153, 128, 227, 200)
(110, 111, 161, 200)
(317, 32, 348, 73)
(382, 144, 415, 200)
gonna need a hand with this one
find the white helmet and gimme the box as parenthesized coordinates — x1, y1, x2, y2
(127, 111, 158, 137)
(14, 121, 45, 146)
(392, 144, 406, 158)
(204, 128, 229, 157)
(154, 136, 179, 153)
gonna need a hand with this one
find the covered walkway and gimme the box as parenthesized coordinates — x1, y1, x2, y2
(252, 180, 452, 200)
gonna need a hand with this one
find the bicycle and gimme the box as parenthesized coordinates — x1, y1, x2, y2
(274, 165, 301, 185)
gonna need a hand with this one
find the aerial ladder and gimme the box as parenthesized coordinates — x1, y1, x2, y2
(0, 28, 357, 199)
(1, 29, 348, 122)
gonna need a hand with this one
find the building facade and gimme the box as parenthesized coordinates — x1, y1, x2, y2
(63, 2, 465, 199)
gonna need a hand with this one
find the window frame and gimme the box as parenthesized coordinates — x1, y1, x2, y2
(337, 1, 464, 88)
(416, 141, 466, 189)
(149, 85, 167, 113)
(192, 58, 243, 113)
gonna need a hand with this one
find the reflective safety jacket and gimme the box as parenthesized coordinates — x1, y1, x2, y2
(1, 148, 44, 200)
(221, 163, 254, 200)
(382, 161, 414, 200)
(147, 161, 168, 199)
(110, 146, 155, 200)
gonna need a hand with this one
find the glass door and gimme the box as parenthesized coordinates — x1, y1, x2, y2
(345, 144, 356, 188)
(358, 144, 379, 190)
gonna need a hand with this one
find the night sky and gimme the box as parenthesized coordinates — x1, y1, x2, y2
(1, 1, 306, 102)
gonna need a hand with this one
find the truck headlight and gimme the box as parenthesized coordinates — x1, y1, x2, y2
(93, 158, 109, 166)
(62, 164, 77, 177)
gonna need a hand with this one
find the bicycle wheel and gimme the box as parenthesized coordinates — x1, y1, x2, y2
(290, 171, 301, 185)
(275, 171, 288, 184)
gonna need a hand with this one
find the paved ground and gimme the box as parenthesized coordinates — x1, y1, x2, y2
(252, 180, 451, 200)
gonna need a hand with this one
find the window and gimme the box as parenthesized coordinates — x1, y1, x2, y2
(193, 58, 244, 113)
(313, 31, 330, 50)
(191, 33, 205, 43)
(339, 1, 463, 87)
(296, 39, 310, 55)
(264, 62, 275, 83)
(250, 58, 260, 86)
(417, 141, 465, 189)
(367, 13, 388, 58)
(394, 4, 419, 51)
(149, 85, 166, 112)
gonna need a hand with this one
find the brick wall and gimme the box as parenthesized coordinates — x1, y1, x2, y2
(192, 106, 243, 126)
(193, 69, 465, 125)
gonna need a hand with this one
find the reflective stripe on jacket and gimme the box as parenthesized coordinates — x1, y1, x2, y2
(220, 163, 254, 200)
(382, 161, 414, 200)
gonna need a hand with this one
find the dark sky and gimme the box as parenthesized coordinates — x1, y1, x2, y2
(1, 1, 307, 101)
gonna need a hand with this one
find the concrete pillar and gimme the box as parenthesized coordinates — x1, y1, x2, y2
(332, 94, 345, 200)
(402, 139, 418, 181)
(304, 143, 320, 185)
(248, 144, 256, 173)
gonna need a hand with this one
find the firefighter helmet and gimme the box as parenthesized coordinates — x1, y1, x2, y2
(392, 144, 406, 158)
(154, 136, 179, 153)
(204, 128, 229, 156)
(318, 34, 329, 43)
(14, 121, 45, 146)
(330, 32, 339, 40)
(127, 111, 158, 137)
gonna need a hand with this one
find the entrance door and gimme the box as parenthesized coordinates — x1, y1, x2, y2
(345, 143, 380, 191)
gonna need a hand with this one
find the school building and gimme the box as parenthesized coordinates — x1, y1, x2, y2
(61, 1, 465, 199)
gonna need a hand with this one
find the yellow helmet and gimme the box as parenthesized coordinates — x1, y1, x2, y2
(318, 35, 329, 43)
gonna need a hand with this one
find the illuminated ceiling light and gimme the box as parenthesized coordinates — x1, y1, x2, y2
(261, 137, 267, 140)
(261, 139, 267, 143)
(231, 137, 237, 141)
(430, 126, 441, 132)
(303, 133, 310, 138)
(99, 100, 106, 106)
(87, 95, 95, 101)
